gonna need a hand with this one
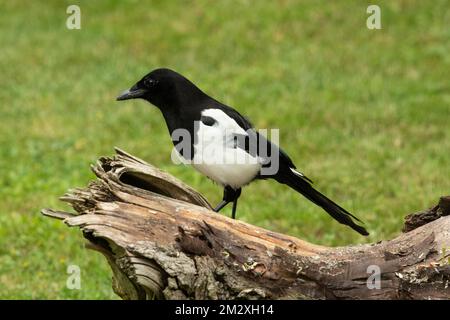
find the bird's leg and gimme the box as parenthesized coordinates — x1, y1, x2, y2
(213, 187, 231, 212)
(214, 187, 242, 215)
(231, 198, 238, 219)
(230, 188, 241, 219)
(213, 200, 229, 212)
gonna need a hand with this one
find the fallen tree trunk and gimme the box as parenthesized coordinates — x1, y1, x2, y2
(42, 148, 450, 300)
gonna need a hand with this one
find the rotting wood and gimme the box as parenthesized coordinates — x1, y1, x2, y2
(42, 148, 450, 300)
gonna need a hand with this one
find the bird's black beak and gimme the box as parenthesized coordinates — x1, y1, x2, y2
(116, 85, 147, 101)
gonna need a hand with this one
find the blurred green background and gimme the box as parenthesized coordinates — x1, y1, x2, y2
(0, 0, 449, 299)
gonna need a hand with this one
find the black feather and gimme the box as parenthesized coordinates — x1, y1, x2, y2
(279, 170, 369, 236)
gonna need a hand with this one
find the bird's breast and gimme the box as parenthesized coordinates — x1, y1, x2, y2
(189, 109, 262, 188)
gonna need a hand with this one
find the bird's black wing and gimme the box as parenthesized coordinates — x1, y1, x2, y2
(217, 103, 254, 130)
(218, 103, 312, 182)
(232, 130, 312, 182)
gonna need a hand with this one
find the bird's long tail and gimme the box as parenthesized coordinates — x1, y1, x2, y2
(282, 170, 369, 236)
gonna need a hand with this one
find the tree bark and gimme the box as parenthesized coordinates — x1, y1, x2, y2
(42, 148, 450, 300)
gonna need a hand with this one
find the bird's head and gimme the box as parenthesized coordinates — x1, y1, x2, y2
(116, 68, 204, 109)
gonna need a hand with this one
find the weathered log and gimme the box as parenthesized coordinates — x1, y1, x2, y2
(42, 148, 450, 300)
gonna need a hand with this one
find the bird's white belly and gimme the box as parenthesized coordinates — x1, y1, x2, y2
(192, 152, 261, 189)
(190, 108, 262, 189)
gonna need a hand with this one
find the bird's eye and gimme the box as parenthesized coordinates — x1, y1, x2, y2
(200, 116, 216, 126)
(143, 78, 156, 88)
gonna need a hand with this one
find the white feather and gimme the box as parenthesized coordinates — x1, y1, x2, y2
(192, 109, 262, 189)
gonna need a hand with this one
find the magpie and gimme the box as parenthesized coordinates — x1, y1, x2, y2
(117, 68, 369, 236)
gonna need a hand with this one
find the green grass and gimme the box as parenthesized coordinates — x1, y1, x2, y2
(0, 0, 449, 299)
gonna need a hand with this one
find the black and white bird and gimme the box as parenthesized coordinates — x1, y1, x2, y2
(117, 68, 369, 236)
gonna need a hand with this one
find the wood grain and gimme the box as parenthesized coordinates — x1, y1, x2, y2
(42, 148, 450, 299)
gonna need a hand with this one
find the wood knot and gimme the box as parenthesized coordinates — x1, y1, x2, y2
(176, 226, 213, 256)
